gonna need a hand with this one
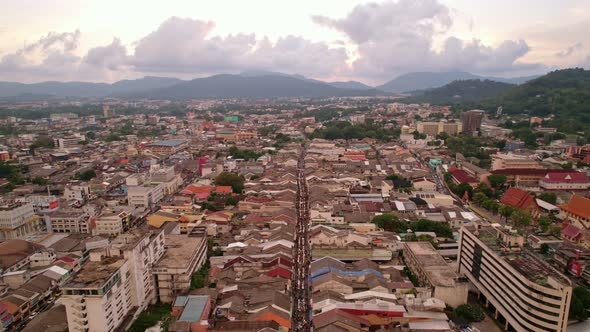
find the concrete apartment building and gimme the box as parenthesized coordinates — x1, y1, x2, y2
(403, 242, 468, 308)
(45, 210, 90, 233)
(54, 134, 86, 150)
(153, 229, 208, 303)
(94, 210, 131, 236)
(127, 183, 164, 209)
(64, 184, 91, 203)
(62, 256, 134, 332)
(458, 225, 572, 332)
(491, 153, 542, 171)
(416, 121, 462, 136)
(149, 165, 183, 195)
(460, 110, 485, 133)
(109, 229, 165, 311)
(0, 202, 41, 240)
(62, 229, 165, 332)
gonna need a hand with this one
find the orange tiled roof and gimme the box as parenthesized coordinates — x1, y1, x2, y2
(560, 195, 590, 220)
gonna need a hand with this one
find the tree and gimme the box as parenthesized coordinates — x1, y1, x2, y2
(31, 176, 49, 186)
(569, 287, 590, 321)
(538, 215, 553, 232)
(473, 192, 488, 205)
(371, 214, 409, 233)
(452, 182, 473, 199)
(550, 225, 562, 238)
(225, 196, 239, 206)
(215, 172, 245, 193)
(30, 135, 55, 151)
(76, 170, 96, 181)
(499, 205, 515, 222)
(562, 161, 574, 170)
(540, 243, 551, 255)
(511, 209, 532, 228)
(410, 219, 453, 238)
(487, 174, 507, 190)
(453, 304, 484, 322)
(538, 192, 557, 205)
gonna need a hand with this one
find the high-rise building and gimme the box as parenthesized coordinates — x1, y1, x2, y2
(460, 110, 485, 133)
(102, 104, 112, 117)
(62, 229, 165, 332)
(458, 225, 572, 332)
(152, 228, 208, 303)
(403, 242, 468, 307)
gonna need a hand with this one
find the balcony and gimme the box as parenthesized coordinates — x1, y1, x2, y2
(72, 310, 88, 319)
(74, 318, 88, 327)
(72, 303, 86, 311)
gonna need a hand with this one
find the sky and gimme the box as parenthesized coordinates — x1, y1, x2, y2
(0, 0, 589, 85)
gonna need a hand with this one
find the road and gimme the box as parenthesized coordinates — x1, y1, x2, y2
(291, 146, 312, 331)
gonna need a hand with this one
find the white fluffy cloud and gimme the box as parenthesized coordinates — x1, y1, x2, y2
(0, 2, 549, 83)
(130, 17, 347, 77)
(313, 0, 540, 80)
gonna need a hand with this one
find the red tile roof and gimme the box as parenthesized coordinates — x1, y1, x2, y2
(541, 172, 590, 183)
(562, 224, 583, 239)
(450, 168, 478, 183)
(560, 195, 590, 220)
(500, 187, 537, 210)
(492, 169, 572, 176)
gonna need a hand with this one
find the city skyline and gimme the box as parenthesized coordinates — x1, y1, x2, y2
(1, 0, 589, 84)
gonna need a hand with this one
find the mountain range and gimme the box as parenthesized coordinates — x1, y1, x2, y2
(376, 71, 537, 93)
(403, 79, 515, 104)
(0, 70, 537, 100)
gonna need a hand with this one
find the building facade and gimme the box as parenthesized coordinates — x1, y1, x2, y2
(153, 231, 208, 303)
(458, 225, 572, 332)
(0, 202, 41, 240)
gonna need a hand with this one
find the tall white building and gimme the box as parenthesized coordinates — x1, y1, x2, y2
(62, 229, 165, 332)
(458, 225, 572, 332)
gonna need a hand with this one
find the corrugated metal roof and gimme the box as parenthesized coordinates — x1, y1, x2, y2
(178, 295, 209, 322)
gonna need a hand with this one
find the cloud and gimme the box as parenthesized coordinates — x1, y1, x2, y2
(556, 42, 583, 57)
(129, 17, 347, 77)
(83, 38, 128, 70)
(313, 0, 540, 79)
(0, 31, 83, 80)
(0, 30, 133, 81)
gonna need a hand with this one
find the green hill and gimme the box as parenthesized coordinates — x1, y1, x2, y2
(434, 69, 590, 134)
(491, 68, 590, 132)
(404, 79, 514, 104)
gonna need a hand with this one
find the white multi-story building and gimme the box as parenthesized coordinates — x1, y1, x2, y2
(62, 229, 165, 332)
(62, 256, 132, 332)
(458, 225, 572, 332)
(109, 229, 165, 310)
(127, 183, 164, 209)
(54, 134, 86, 149)
(64, 184, 91, 203)
(94, 210, 130, 236)
(45, 210, 90, 233)
(153, 229, 207, 303)
(149, 165, 183, 195)
(0, 202, 41, 240)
